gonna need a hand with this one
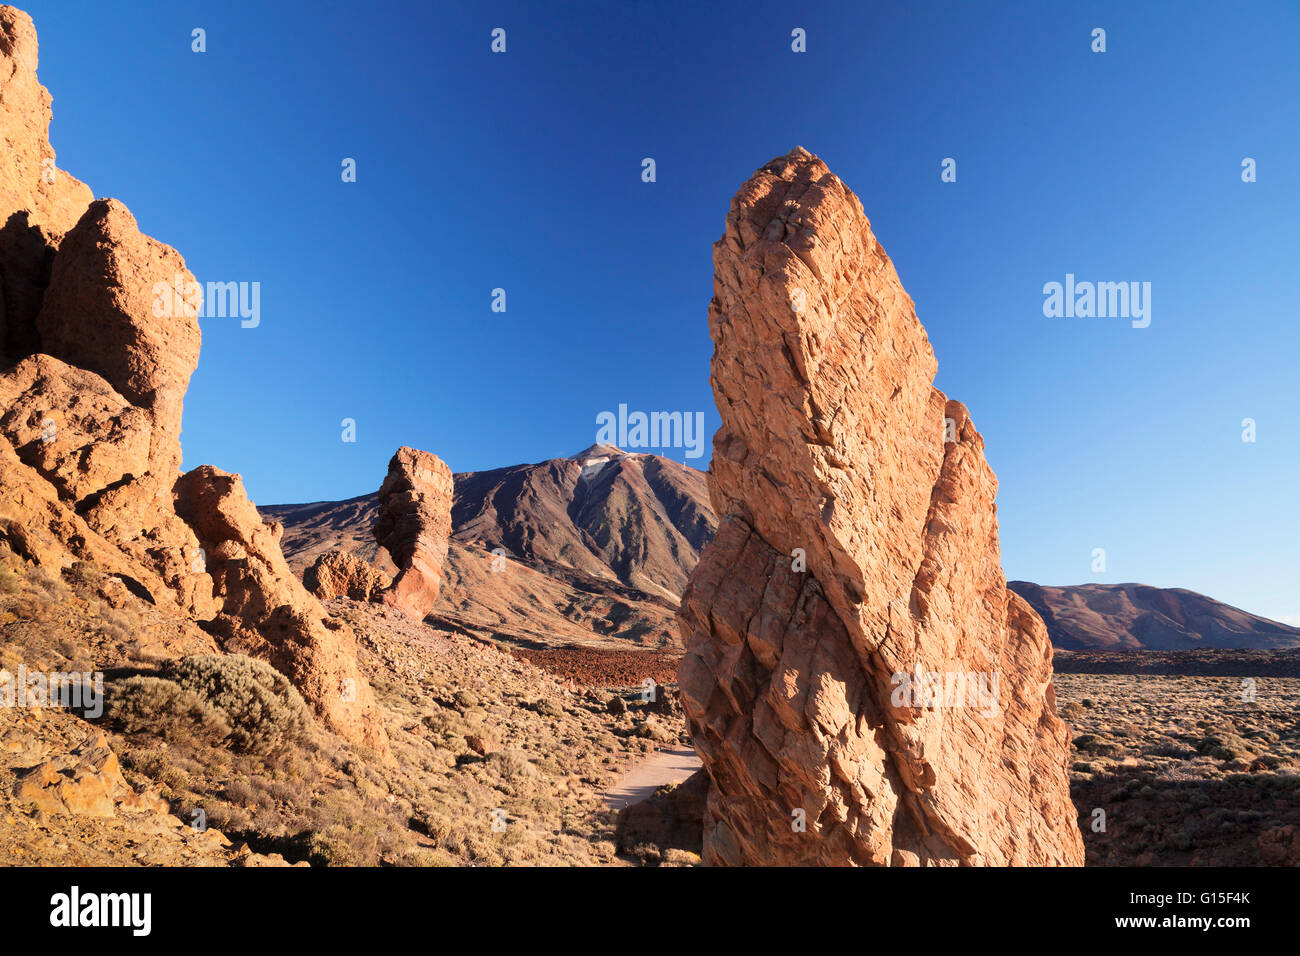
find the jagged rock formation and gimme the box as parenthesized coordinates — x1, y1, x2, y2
(0, 5, 383, 751)
(37, 198, 200, 479)
(677, 148, 1083, 866)
(372, 446, 453, 621)
(0, 5, 91, 358)
(265, 445, 714, 650)
(304, 548, 390, 601)
(12, 725, 168, 818)
(0, 8, 212, 620)
(174, 467, 387, 753)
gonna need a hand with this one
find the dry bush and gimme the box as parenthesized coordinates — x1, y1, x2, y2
(163, 654, 312, 755)
(105, 675, 232, 745)
(64, 560, 105, 593)
(28, 565, 67, 602)
(488, 748, 539, 783)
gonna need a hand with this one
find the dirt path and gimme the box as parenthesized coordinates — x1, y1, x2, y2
(603, 745, 702, 810)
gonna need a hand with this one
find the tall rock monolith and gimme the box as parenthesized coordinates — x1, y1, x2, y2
(677, 147, 1084, 866)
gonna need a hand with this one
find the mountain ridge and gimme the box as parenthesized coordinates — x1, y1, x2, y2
(264, 457, 1299, 654)
(263, 445, 714, 650)
(1008, 580, 1300, 651)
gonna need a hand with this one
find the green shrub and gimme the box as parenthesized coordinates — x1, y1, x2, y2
(164, 654, 312, 754)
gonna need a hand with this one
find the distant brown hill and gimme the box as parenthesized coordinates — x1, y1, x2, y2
(1008, 582, 1300, 651)
(266, 461, 1297, 655)
(262, 445, 715, 650)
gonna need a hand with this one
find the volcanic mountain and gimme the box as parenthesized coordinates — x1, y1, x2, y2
(1008, 581, 1300, 651)
(266, 450, 1297, 654)
(263, 445, 715, 649)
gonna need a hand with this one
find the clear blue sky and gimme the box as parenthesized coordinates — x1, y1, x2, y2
(21, 1, 1299, 623)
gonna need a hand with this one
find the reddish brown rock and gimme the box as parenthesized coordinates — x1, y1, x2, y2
(0, 434, 217, 631)
(36, 198, 200, 480)
(0, 354, 215, 619)
(0, 353, 151, 500)
(303, 548, 390, 602)
(11, 727, 166, 818)
(0, 9, 385, 759)
(373, 446, 453, 621)
(0, 77, 212, 618)
(677, 148, 1083, 866)
(175, 466, 387, 753)
(85, 475, 218, 618)
(0, 5, 92, 357)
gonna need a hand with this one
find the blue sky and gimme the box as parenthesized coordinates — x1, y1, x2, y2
(21, 0, 1299, 622)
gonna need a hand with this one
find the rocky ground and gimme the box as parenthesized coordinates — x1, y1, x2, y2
(5, 540, 1296, 867)
(1058, 671, 1300, 865)
(508, 646, 681, 686)
(0, 544, 694, 866)
(1056, 648, 1300, 677)
(522, 652, 1300, 867)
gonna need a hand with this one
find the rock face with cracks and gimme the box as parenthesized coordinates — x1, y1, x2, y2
(677, 147, 1084, 866)
(0, 5, 384, 752)
(174, 467, 388, 754)
(0, 8, 211, 621)
(304, 547, 390, 602)
(373, 446, 453, 621)
(36, 198, 200, 481)
(0, 5, 92, 358)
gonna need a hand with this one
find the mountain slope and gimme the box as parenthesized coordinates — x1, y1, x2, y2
(265, 455, 1298, 654)
(1008, 581, 1300, 651)
(451, 444, 713, 600)
(263, 493, 387, 570)
(263, 446, 715, 650)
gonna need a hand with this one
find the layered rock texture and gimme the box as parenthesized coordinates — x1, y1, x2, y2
(372, 446, 454, 621)
(0, 5, 382, 751)
(677, 148, 1083, 866)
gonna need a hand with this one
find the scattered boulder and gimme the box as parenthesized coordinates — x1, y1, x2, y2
(372, 446, 453, 621)
(12, 727, 167, 818)
(174, 466, 388, 753)
(632, 716, 675, 743)
(677, 148, 1083, 866)
(304, 548, 390, 601)
(646, 683, 680, 716)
